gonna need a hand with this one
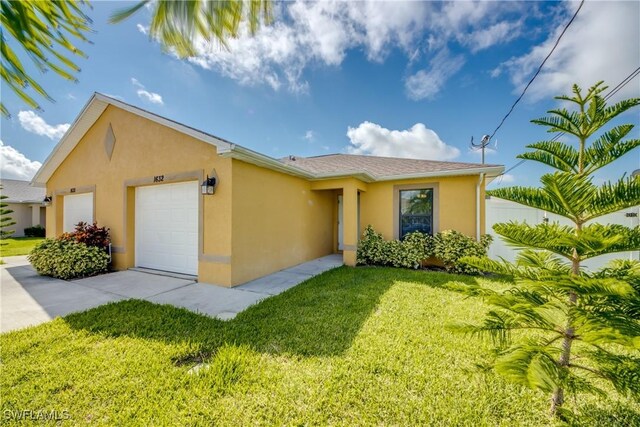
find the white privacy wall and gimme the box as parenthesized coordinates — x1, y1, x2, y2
(486, 197, 639, 271)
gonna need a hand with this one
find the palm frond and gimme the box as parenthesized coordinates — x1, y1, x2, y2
(494, 342, 562, 393)
(493, 222, 575, 259)
(530, 113, 581, 137)
(576, 223, 640, 259)
(0, 0, 92, 116)
(517, 140, 579, 172)
(596, 98, 640, 130)
(539, 172, 597, 223)
(110, 0, 272, 58)
(486, 187, 572, 218)
(583, 125, 638, 174)
(587, 350, 640, 396)
(584, 176, 640, 222)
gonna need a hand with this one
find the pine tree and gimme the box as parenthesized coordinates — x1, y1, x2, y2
(461, 82, 640, 417)
(0, 186, 16, 240)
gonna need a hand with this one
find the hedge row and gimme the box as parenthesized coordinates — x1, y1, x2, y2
(356, 225, 492, 275)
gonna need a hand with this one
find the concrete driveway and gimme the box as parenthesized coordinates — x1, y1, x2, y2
(1, 254, 342, 333)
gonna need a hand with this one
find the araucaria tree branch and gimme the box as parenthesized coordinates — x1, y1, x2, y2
(460, 81, 640, 418)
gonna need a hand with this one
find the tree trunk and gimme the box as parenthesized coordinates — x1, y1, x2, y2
(551, 291, 577, 416)
(551, 248, 581, 416)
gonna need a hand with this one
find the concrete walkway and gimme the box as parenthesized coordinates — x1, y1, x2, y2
(1, 254, 343, 333)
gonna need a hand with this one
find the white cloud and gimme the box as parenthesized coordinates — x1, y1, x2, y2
(0, 140, 42, 180)
(137, 24, 149, 35)
(422, 1, 526, 51)
(439, 1, 497, 33)
(496, 1, 640, 102)
(187, 1, 431, 94)
(17, 111, 70, 140)
(144, 1, 536, 99)
(489, 173, 515, 186)
(131, 78, 164, 105)
(137, 90, 163, 105)
(304, 130, 314, 141)
(501, 174, 515, 183)
(103, 93, 125, 101)
(346, 121, 460, 161)
(405, 49, 465, 100)
(464, 20, 522, 53)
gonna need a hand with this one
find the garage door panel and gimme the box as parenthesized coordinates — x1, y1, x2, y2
(135, 181, 198, 275)
(171, 231, 191, 245)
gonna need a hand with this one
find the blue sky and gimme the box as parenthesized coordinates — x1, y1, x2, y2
(1, 0, 639, 188)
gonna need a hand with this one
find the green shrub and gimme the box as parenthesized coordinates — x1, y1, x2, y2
(28, 239, 109, 280)
(357, 226, 386, 265)
(356, 225, 492, 274)
(432, 230, 492, 275)
(24, 225, 46, 237)
(357, 225, 427, 269)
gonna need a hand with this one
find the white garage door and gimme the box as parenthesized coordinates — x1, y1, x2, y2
(135, 181, 198, 275)
(63, 193, 94, 232)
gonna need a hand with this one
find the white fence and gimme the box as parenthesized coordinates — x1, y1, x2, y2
(486, 197, 639, 271)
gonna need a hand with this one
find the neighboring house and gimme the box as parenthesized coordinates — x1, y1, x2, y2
(32, 93, 504, 287)
(486, 196, 640, 270)
(0, 179, 46, 237)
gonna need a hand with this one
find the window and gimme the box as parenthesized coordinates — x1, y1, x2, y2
(399, 189, 433, 239)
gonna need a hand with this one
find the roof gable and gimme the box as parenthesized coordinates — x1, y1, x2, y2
(31, 93, 234, 185)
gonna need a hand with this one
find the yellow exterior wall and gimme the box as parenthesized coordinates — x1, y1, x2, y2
(45, 105, 234, 285)
(359, 175, 484, 240)
(230, 160, 334, 285)
(43, 102, 488, 287)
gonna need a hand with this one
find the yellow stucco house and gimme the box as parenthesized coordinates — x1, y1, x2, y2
(32, 94, 504, 287)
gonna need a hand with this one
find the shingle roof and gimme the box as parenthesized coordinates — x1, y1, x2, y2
(279, 154, 500, 178)
(0, 179, 45, 203)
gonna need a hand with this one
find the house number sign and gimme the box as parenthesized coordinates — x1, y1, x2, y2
(153, 175, 165, 182)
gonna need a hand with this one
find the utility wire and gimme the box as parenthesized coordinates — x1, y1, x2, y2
(487, 0, 585, 143)
(498, 66, 640, 181)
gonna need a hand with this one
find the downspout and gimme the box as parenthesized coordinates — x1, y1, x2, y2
(476, 173, 485, 240)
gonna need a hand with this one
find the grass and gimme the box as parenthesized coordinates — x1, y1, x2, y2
(1, 267, 638, 425)
(0, 237, 44, 257)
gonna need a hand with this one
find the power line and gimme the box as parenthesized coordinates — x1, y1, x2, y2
(498, 66, 640, 179)
(605, 67, 640, 100)
(487, 0, 585, 142)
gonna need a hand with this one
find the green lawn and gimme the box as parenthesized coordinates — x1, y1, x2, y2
(1, 267, 637, 425)
(0, 237, 44, 257)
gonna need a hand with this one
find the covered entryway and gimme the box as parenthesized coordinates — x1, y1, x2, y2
(337, 193, 360, 251)
(63, 192, 93, 232)
(135, 181, 198, 275)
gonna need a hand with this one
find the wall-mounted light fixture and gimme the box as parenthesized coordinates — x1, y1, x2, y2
(42, 196, 52, 207)
(201, 175, 217, 195)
